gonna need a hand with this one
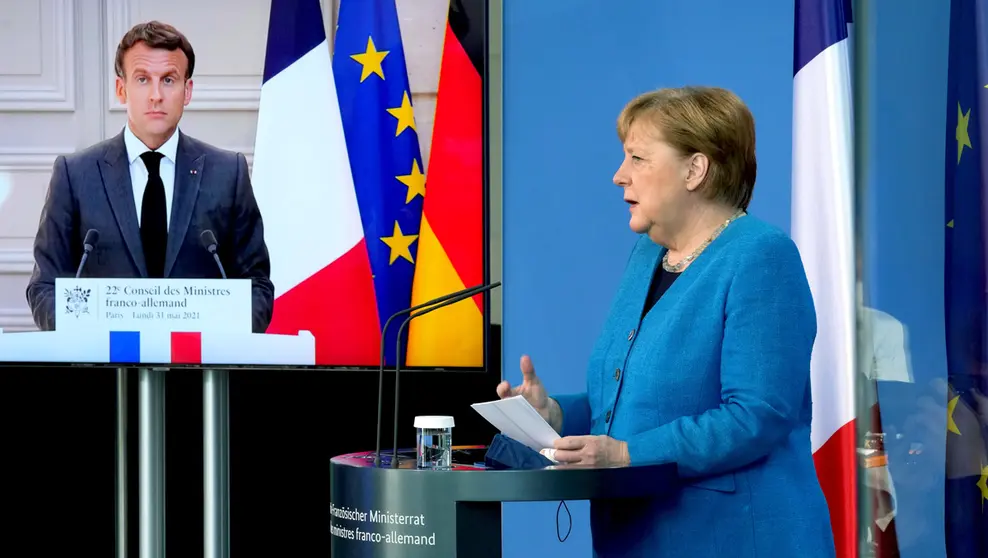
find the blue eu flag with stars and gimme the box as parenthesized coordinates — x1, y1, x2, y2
(333, 0, 426, 366)
(944, 1, 988, 556)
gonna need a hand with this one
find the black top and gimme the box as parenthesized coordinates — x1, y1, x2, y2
(642, 261, 680, 319)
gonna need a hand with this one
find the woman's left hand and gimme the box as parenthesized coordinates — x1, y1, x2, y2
(552, 435, 630, 466)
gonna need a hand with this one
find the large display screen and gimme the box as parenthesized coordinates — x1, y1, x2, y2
(0, 0, 492, 370)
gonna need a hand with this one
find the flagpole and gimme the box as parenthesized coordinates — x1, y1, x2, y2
(139, 368, 166, 558)
(203, 368, 230, 558)
(115, 367, 128, 558)
(851, 0, 876, 555)
(852, 0, 871, 292)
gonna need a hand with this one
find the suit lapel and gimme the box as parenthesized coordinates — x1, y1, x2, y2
(165, 131, 203, 277)
(99, 132, 147, 277)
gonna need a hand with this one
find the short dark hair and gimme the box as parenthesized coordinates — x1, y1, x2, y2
(114, 21, 195, 80)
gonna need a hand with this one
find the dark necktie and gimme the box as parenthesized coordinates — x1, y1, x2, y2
(140, 151, 167, 278)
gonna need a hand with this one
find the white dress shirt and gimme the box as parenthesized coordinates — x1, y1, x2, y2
(124, 124, 178, 230)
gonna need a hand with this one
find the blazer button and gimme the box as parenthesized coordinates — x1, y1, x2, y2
(627, 329, 635, 341)
(614, 368, 621, 380)
(605, 410, 612, 423)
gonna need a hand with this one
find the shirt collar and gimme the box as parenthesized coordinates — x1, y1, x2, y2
(123, 124, 179, 166)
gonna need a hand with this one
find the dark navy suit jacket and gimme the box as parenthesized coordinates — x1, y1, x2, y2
(26, 130, 274, 333)
(555, 216, 837, 557)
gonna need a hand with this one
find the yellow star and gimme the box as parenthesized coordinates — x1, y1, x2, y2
(350, 36, 389, 82)
(947, 219, 954, 228)
(396, 160, 426, 203)
(387, 91, 417, 137)
(957, 102, 972, 164)
(978, 464, 988, 512)
(948, 394, 961, 435)
(380, 221, 418, 264)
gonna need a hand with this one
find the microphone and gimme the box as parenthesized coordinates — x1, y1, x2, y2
(389, 281, 501, 468)
(374, 281, 501, 467)
(75, 229, 100, 278)
(199, 229, 227, 279)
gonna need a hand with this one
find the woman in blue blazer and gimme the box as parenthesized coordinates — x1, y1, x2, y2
(497, 86, 837, 557)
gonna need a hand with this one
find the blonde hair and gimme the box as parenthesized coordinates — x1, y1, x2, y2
(617, 86, 756, 210)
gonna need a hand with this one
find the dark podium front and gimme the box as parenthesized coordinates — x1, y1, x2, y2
(329, 446, 678, 557)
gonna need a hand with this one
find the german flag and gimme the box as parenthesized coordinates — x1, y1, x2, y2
(406, 0, 486, 368)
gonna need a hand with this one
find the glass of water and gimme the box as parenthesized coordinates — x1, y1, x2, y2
(414, 415, 454, 470)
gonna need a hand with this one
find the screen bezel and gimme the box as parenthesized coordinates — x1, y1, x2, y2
(0, 0, 500, 373)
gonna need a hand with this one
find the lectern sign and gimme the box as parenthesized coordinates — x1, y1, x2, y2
(54, 278, 252, 334)
(330, 468, 453, 558)
(330, 503, 436, 546)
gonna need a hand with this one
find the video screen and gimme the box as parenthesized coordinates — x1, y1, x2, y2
(0, 0, 491, 370)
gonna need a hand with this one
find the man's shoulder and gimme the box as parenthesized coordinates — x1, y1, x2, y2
(180, 133, 244, 164)
(62, 134, 123, 166)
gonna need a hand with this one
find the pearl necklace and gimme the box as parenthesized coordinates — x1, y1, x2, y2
(661, 210, 746, 273)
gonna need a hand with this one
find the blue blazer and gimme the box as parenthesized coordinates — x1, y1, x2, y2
(554, 216, 837, 557)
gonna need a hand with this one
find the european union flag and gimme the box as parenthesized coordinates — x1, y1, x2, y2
(944, 1, 988, 556)
(333, 0, 425, 365)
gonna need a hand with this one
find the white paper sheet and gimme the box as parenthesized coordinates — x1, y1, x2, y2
(470, 395, 560, 453)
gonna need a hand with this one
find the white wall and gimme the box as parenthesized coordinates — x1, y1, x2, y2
(0, 0, 500, 332)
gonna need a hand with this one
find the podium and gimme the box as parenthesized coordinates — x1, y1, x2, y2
(1, 277, 316, 558)
(329, 447, 679, 557)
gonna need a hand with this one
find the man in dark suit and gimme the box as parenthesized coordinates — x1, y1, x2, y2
(27, 21, 273, 333)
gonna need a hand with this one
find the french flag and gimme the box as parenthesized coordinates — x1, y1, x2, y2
(251, 0, 381, 366)
(108, 331, 201, 364)
(793, 1, 858, 557)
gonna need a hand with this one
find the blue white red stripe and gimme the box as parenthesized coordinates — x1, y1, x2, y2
(793, 1, 858, 557)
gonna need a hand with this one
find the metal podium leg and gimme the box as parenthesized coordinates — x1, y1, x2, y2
(139, 368, 166, 558)
(115, 368, 128, 558)
(203, 369, 230, 558)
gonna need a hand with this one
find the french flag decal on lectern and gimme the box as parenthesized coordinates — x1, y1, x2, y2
(252, 0, 382, 366)
(109, 331, 141, 362)
(793, 0, 858, 557)
(108, 331, 203, 364)
(171, 332, 202, 364)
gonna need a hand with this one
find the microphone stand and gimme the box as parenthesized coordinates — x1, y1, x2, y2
(76, 229, 100, 278)
(199, 229, 229, 558)
(374, 283, 495, 467)
(390, 282, 501, 468)
(75, 250, 92, 278)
